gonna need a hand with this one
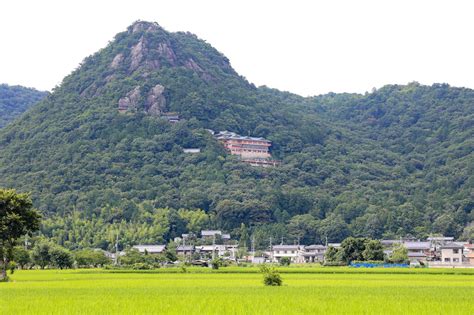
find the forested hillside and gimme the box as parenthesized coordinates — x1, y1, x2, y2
(0, 84, 47, 128)
(0, 21, 472, 250)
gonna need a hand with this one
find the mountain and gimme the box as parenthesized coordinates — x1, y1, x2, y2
(0, 84, 47, 128)
(0, 21, 472, 249)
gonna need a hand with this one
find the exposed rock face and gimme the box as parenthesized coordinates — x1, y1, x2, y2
(130, 38, 147, 71)
(118, 85, 167, 115)
(146, 84, 166, 115)
(157, 42, 177, 65)
(131, 21, 161, 34)
(110, 53, 124, 69)
(118, 86, 141, 112)
(184, 58, 203, 72)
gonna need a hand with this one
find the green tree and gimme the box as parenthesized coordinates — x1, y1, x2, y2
(239, 223, 249, 250)
(362, 240, 384, 261)
(389, 243, 408, 264)
(279, 256, 291, 266)
(32, 241, 52, 269)
(13, 246, 31, 269)
(75, 249, 110, 268)
(341, 237, 368, 263)
(0, 189, 41, 280)
(324, 246, 343, 264)
(50, 246, 74, 269)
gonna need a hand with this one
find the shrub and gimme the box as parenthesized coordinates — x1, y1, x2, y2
(279, 257, 291, 266)
(131, 263, 153, 270)
(211, 258, 222, 270)
(259, 265, 283, 286)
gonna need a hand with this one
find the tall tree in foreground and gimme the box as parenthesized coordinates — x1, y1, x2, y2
(0, 189, 41, 280)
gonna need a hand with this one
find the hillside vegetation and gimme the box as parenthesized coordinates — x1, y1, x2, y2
(0, 21, 472, 250)
(0, 84, 47, 128)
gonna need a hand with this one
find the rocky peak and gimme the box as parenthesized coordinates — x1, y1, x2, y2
(129, 21, 163, 34)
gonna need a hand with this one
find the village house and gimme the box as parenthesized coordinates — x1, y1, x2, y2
(440, 243, 464, 265)
(132, 245, 166, 254)
(271, 245, 302, 263)
(464, 243, 474, 265)
(176, 245, 195, 257)
(195, 245, 228, 258)
(403, 241, 431, 265)
(300, 245, 327, 263)
(201, 230, 222, 238)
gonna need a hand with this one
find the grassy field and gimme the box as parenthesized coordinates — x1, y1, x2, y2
(1, 268, 473, 314)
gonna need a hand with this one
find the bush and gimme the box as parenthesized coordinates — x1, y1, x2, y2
(211, 258, 222, 270)
(131, 263, 153, 270)
(323, 261, 347, 266)
(279, 257, 291, 266)
(259, 265, 283, 286)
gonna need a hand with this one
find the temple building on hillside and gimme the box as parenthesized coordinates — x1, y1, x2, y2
(215, 131, 279, 167)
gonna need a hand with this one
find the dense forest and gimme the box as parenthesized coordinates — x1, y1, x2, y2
(0, 84, 47, 128)
(0, 21, 472, 250)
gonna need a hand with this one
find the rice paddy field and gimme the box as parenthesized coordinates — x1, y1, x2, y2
(1, 267, 473, 314)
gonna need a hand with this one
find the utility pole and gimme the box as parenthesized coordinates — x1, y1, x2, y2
(212, 233, 216, 260)
(24, 234, 29, 250)
(114, 234, 119, 266)
(251, 235, 255, 255)
(269, 236, 273, 262)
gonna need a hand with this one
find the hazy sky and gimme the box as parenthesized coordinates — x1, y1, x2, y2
(1, 0, 474, 96)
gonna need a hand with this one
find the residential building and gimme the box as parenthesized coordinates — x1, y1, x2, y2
(464, 243, 474, 265)
(132, 245, 166, 254)
(201, 230, 222, 238)
(272, 245, 302, 263)
(195, 245, 228, 258)
(300, 245, 326, 263)
(176, 245, 194, 257)
(440, 243, 464, 265)
(403, 241, 430, 264)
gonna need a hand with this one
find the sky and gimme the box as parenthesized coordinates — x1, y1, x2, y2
(1, 0, 474, 96)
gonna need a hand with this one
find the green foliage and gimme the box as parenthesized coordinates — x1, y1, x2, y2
(324, 246, 345, 265)
(0, 84, 47, 128)
(31, 241, 53, 269)
(389, 243, 409, 264)
(50, 246, 74, 269)
(279, 257, 291, 266)
(0, 22, 472, 248)
(259, 264, 283, 286)
(362, 240, 384, 261)
(341, 237, 368, 263)
(211, 257, 222, 270)
(74, 249, 110, 268)
(13, 246, 31, 269)
(0, 189, 41, 280)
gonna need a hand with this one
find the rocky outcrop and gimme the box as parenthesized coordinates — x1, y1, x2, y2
(131, 21, 161, 34)
(184, 58, 203, 72)
(146, 84, 166, 115)
(130, 38, 147, 71)
(118, 86, 140, 112)
(118, 85, 167, 115)
(157, 42, 177, 66)
(110, 53, 124, 69)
